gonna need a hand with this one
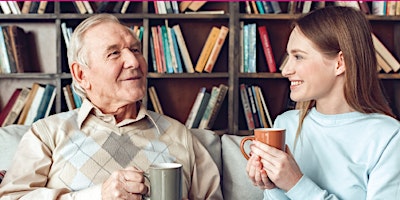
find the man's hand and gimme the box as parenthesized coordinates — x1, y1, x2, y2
(102, 166, 148, 200)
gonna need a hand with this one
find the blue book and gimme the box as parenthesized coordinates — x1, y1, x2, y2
(171, 28, 183, 73)
(255, 1, 265, 14)
(161, 25, 174, 73)
(71, 85, 82, 108)
(149, 34, 158, 72)
(33, 84, 56, 122)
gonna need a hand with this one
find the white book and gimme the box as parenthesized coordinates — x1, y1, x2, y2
(82, 1, 93, 14)
(24, 85, 45, 125)
(185, 87, 206, 128)
(120, 1, 131, 14)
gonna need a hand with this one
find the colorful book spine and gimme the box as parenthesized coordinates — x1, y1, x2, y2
(195, 26, 220, 72)
(240, 84, 255, 130)
(204, 26, 229, 73)
(258, 25, 277, 73)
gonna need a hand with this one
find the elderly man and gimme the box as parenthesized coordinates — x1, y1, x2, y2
(0, 14, 222, 200)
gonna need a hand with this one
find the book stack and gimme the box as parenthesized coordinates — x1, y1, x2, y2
(185, 84, 228, 129)
(244, 1, 282, 14)
(240, 84, 273, 130)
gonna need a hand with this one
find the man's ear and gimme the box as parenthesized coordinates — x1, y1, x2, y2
(70, 62, 90, 89)
(335, 51, 345, 76)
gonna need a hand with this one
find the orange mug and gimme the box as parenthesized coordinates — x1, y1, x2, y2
(240, 128, 286, 160)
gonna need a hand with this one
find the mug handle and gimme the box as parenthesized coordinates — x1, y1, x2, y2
(240, 136, 255, 160)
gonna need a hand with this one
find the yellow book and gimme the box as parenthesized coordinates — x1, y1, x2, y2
(195, 27, 220, 72)
(188, 1, 206, 12)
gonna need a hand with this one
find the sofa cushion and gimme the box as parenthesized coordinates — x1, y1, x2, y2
(0, 125, 30, 170)
(221, 134, 264, 200)
(190, 129, 222, 174)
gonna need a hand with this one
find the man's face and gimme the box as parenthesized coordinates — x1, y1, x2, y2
(81, 21, 148, 110)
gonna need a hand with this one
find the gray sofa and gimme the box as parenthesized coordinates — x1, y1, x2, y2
(0, 125, 263, 199)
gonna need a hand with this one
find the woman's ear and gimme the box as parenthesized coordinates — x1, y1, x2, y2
(335, 51, 345, 76)
(70, 62, 90, 89)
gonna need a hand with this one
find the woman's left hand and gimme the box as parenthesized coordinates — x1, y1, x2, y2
(251, 141, 303, 192)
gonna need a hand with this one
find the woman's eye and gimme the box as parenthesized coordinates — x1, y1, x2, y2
(294, 55, 303, 60)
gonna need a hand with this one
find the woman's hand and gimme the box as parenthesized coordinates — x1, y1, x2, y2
(102, 166, 148, 200)
(246, 150, 276, 190)
(251, 141, 303, 192)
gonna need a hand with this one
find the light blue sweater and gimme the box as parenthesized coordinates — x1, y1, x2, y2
(264, 108, 400, 200)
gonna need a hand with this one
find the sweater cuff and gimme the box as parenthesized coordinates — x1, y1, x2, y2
(285, 175, 325, 200)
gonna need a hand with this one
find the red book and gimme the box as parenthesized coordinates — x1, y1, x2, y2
(258, 25, 277, 73)
(0, 88, 21, 126)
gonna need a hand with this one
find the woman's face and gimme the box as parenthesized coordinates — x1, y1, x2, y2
(282, 27, 342, 104)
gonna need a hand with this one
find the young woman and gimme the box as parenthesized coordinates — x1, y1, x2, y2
(246, 6, 399, 200)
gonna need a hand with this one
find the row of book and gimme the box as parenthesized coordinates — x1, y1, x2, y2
(0, 1, 47, 15)
(149, 21, 228, 74)
(61, 23, 143, 49)
(0, 83, 83, 127)
(0, 25, 30, 74)
(185, 84, 228, 130)
(240, 83, 273, 130)
(240, 23, 277, 73)
(154, 1, 213, 14)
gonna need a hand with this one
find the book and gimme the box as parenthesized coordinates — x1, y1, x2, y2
(179, 1, 192, 12)
(198, 86, 220, 129)
(240, 84, 255, 130)
(258, 25, 277, 73)
(149, 34, 158, 72)
(165, 21, 178, 73)
(247, 23, 257, 73)
(148, 86, 164, 114)
(120, 1, 131, 14)
(112, 1, 124, 13)
(195, 26, 220, 72)
(17, 83, 39, 124)
(257, 86, 273, 127)
(250, 1, 259, 14)
(8, 25, 29, 73)
(0, 26, 11, 74)
(185, 87, 209, 128)
(33, 84, 56, 122)
(204, 25, 229, 73)
(172, 24, 194, 73)
(73, 1, 87, 14)
(247, 85, 260, 128)
(2, 26, 18, 73)
(82, 1, 94, 14)
(252, 85, 266, 128)
(202, 83, 228, 130)
(23, 83, 45, 125)
(377, 52, 393, 73)
(2, 87, 31, 127)
(161, 25, 174, 73)
(187, 1, 207, 11)
(63, 84, 76, 111)
(7, 1, 21, 14)
(170, 28, 184, 73)
(28, 1, 40, 13)
(71, 85, 82, 108)
(21, 1, 32, 14)
(37, 1, 48, 14)
(372, 33, 400, 72)
(0, 88, 21, 127)
(151, 26, 163, 73)
(0, 1, 11, 14)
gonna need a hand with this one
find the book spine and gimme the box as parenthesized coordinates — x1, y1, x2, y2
(195, 27, 220, 72)
(166, 24, 178, 73)
(258, 25, 277, 73)
(191, 91, 210, 128)
(240, 84, 255, 130)
(2, 26, 18, 73)
(33, 84, 56, 122)
(206, 84, 228, 129)
(0, 26, 11, 73)
(247, 85, 260, 128)
(2, 87, 30, 127)
(198, 86, 220, 129)
(372, 33, 400, 72)
(248, 23, 256, 73)
(253, 85, 267, 128)
(185, 87, 206, 128)
(63, 85, 76, 111)
(0, 88, 21, 126)
(161, 25, 174, 73)
(171, 28, 184, 73)
(18, 83, 39, 124)
(258, 86, 273, 127)
(204, 26, 229, 73)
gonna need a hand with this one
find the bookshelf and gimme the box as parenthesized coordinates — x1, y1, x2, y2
(0, 2, 399, 135)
